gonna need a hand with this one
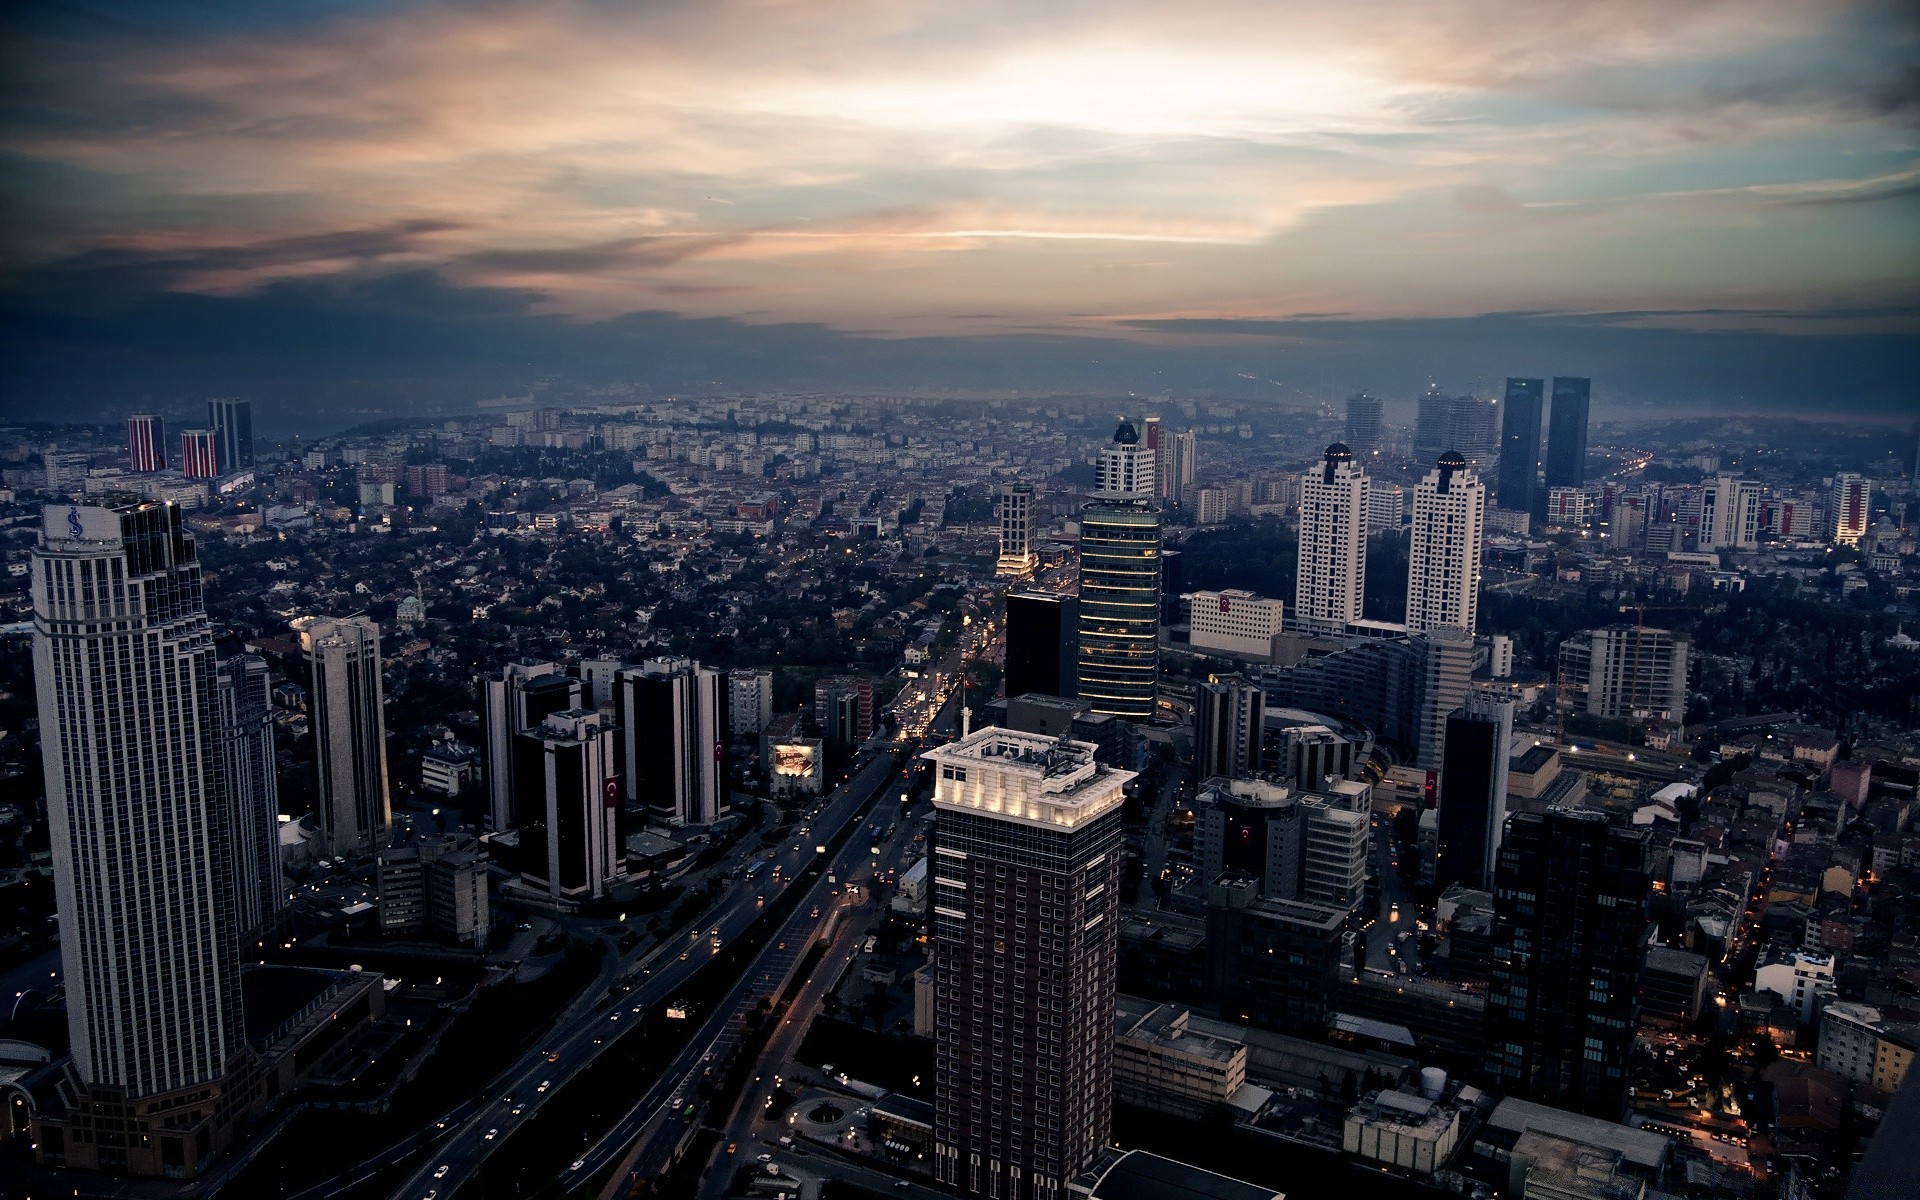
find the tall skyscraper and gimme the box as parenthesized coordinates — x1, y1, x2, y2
(180, 428, 219, 479)
(127, 413, 167, 473)
(1434, 692, 1512, 892)
(1167, 429, 1197, 505)
(295, 615, 391, 857)
(1544, 377, 1591, 492)
(1405, 452, 1486, 635)
(479, 659, 583, 832)
(996, 483, 1037, 577)
(1495, 378, 1543, 514)
(1702, 474, 1761, 550)
(1195, 777, 1368, 910)
(514, 709, 623, 902)
(1413, 384, 1451, 466)
(1193, 674, 1264, 781)
(1485, 809, 1650, 1118)
(32, 500, 252, 1176)
(1829, 472, 1869, 546)
(1344, 393, 1383, 456)
(614, 656, 724, 826)
(208, 398, 254, 472)
(1005, 591, 1078, 700)
(1295, 443, 1369, 632)
(1446, 395, 1499, 475)
(1078, 422, 1161, 720)
(215, 654, 282, 948)
(924, 727, 1132, 1199)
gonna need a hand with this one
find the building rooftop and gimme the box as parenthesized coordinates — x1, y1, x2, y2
(1487, 1097, 1671, 1172)
(923, 726, 1134, 829)
(1080, 1149, 1282, 1200)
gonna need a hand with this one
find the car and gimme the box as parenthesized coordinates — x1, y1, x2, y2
(433, 1165, 451, 1178)
(511, 1104, 525, 1116)
(570, 1159, 586, 1171)
(545, 1049, 560, 1062)
(727, 1142, 738, 1154)
(484, 1128, 499, 1141)
(758, 1153, 774, 1163)
(537, 1080, 551, 1093)
(680, 950, 690, 960)
(422, 1192, 437, 1200)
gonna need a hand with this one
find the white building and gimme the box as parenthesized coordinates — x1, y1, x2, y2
(727, 667, 774, 735)
(1544, 485, 1589, 529)
(1192, 485, 1229, 525)
(996, 483, 1037, 577)
(1830, 473, 1870, 546)
(1368, 483, 1405, 533)
(1754, 950, 1836, 1023)
(1343, 1089, 1465, 1177)
(1406, 452, 1486, 635)
(296, 614, 391, 857)
(1702, 475, 1761, 550)
(1295, 443, 1369, 632)
(1096, 420, 1156, 499)
(1818, 1002, 1885, 1085)
(1189, 589, 1285, 657)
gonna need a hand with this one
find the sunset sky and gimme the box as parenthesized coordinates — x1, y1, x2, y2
(3, 0, 1916, 420)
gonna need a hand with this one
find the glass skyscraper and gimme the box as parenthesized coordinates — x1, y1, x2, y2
(1077, 421, 1161, 720)
(1545, 376, 1591, 492)
(1496, 377, 1543, 514)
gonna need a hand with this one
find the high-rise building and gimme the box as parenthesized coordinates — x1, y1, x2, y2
(1829, 472, 1869, 546)
(479, 659, 583, 832)
(1295, 443, 1369, 632)
(31, 500, 254, 1176)
(1141, 414, 1162, 467)
(1544, 486, 1589, 528)
(1262, 627, 1469, 771)
(1405, 452, 1486, 635)
(1495, 378, 1543, 514)
(1205, 877, 1349, 1033)
(727, 667, 774, 735)
(180, 428, 219, 479)
(215, 654, 282, 948)
(1006, 591, 1078, 699)
(1485, 809, 1650, 1118)
(1344, 393, 1383, 456)
(997, 483, 1038, 577)
(1446, 395, 1499, 475)
(1558, 626, 1689, 723)
(1193, 674, 1264, 781)
(1195, 778, 1368, 909)
(1544, 377, 1591, 493)
(1167, 429, 1197, 505)
(296, 616, 391, 857)
(1188, 589, 1284, 658)
(925, 728, 1132, 1199)
(615, 657, 725, 826)
(1413, 384, 1452, 466)
(1434, 692, 1513, 892)
(1078, 420, 1161, 720)
(207, 398, 254, 472)
(1096, 419, 1156, 499)
(813, 675, 875, 744)
(1701, 474, 1761, 550)
(127, 414, 167, 473)
(514, 709, 623, 902)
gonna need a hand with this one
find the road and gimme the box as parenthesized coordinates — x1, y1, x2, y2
(385, 752, 906, 1200)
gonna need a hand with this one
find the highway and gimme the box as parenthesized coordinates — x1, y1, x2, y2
(386, 751, 906, 1200)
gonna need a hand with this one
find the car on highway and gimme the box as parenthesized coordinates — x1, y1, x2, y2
(537, 1080, 551, 1093)
(545, 1048, 560, 1062)
(511, 1104, 525, 1116)
(570, 1159, 586, 1171)
(434, 1165, 450, 1178)
(484, 1128, 499, 1141)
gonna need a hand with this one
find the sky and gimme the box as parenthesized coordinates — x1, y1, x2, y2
(2, 0, 1917, 424)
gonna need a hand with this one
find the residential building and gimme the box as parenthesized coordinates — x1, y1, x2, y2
(295, 615, 391, 857)
(997, 483, 1038, 577)
(1447, 395, 1500, 475)
(127, 414, 166, 473)
(180, 428, 219, 479)
(1406, 452, 1485, 635)
(1830, 472, 1869, 546)
(1414, 384, 1452, 466)
(1295, 443, 1368, 632)
(1189, 588, 1284, 657)
(1345, 393, 1383, 456)
(1193, 675, 1264, 781)
(727, 667, 774, 735)
(1703, 474, 1761, 550)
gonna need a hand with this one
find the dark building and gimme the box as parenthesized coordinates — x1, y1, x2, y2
(1544, 377, 1591, 493)
(1639, 945, 1709, 1027)
(1005, 591, 1078, 700)
(924, 729, 1131, 1200)
(1485, 809, 1651, 1118)
(1159, 548, 1184, 624)
(215, 654, 282, 949)
(1495, 378, 1543, 514)
(1345, 393, 1384, 456)
(1193, 674, 1263, 781)
(208, 398, 254, 472)
(1204, 876, 1348, 1032)
(1414, 384, 1452, 466)
(513, 709, 621, 902)
(478, 661, 583, 832)
(1434, 694, 1512, 892)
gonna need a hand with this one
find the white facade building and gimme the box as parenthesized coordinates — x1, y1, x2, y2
(1295, 443, 1369, 632)
(1189, 589, 1285, 657)
(1830, 473, 1870, 546)
(996, 483, 1038, 576)
(1703, 475, 1761, 549)
(727, 667, 774, 735)
(1096, 420, 1156, 499)
(1754, 951, 1836, 1023)
(1406, 453, 1486, 635)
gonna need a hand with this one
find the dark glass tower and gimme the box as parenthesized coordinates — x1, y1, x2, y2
(1544, 377, 1591, 493)
(1005, 591, 1078, 699)
(1344, 392, 1383, 456)
(1485, 808, 1650, 1118)
(208, 398, 254, 472)
(1434, 693, 1511, 891)
(1496, 378, 1543, 513)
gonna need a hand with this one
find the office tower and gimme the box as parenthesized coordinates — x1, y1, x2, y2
(580, 657, 622, 709)
(1344, 393, 1383, 456)
(31, 500, 251, 1176)
(207, 397, 254, 472)
(1829, 472, 1869, 546)
(1485, 809, 1651, 1118)
(727, 667, 774, 735)
(1158, 548, 1184, 624)
(127, 414, 167, 473)
(215, 654, 282, 948)
(1205, 876, 1348, 1032)
(1405, 452, 1486, 635)
(514, 709, 623, 902)
(295, 615, 392, 857)
(1702, 474, 1761, 549)
(615, 657, 724, 826)
(1006, 591, 1078, 699)
(812, 675, 875, 743)
(1434, 692, 1513, 892)
(1413, 384, 1451, 465)
(1261, 627, 1468, 772)
(1194, 674, 1264, 781)
(1614, 492, 1649, 549)
(1495, 378, 1543, 514)
(996, 483, 1038, 577)
(1544, 377, 1591, 492)
(1446, 395, 1499, 475)
(1167, 429, 1197, 505)
(479, 660, 583, 832)
(1558, 626, 1689, 723)
(1196, 778, 1368, 909)
(180, 428, 219, 479)
(1141, 414, 1162, 470)
(1266, 721, 1356, 792)
(1295, 443, 1369, 632)
(1078, 424, 1162, 721)
(924, 728, 1132, 1199)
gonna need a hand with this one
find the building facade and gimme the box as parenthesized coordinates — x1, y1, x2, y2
(1188, 588, 1284, 658)
(1496, 378, 1543, 516)
(180, 428, 219, 479)
(514, 709, 623, 902)
(615, 657, 725, 826)
(479, 659, 582, 832)
(727, 667, 774, 735)
(1544, 377, 1591, 495)
(1829, 473, 1869, 546)
(215, 654, 282, 948)
(1078, 423, 1161, 720)
(207, 399, 254, 472)
(1344, 393, 1383, 456)
(1295, 444, 1368, 632)
(1193, 675, 1264, 782)
(997, 483, 1038, 577)
(296, 615, 391, 857)
(1559, 626, 1689, 723)
(1434, 692, 1513, 892)
(1405, 452, 1486, 635)
(127, 414, 167, 473)
(1006, 591, 1078, 700)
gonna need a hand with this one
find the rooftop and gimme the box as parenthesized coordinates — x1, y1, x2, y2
(1082, 1149, 1282, 1200)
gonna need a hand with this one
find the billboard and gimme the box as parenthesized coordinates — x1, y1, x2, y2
(772, 743, 817, 778)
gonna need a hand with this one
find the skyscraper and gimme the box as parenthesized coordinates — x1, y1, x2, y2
(1344, 393, 1383, 456)
(1405, 452, 1486, 635)
(180, 428, 219, 479)
(1434, 692, 1512, 892)
(296, 615, 392, 857)
(1485, 809, 1650, 1118)
(1495, 378, 1543, 514)
(32, 499, 252, 1176)
(1005, 591, 1078, 700)
(514, 708, 623, 902)
(924, 727, 1132, 1199)
(1413, 384, 1451, 466)
(479, 659, 584, 832)
(1078, 421, 1161, 721)
(208, 397, 254, 472)
(215, 654, 282, 948)
(1167, 428, 1197, 505)
(1830, 472, 1869, 546)
(1194, 777, 1368, 910)
(1295, 443, 1369, 632)
(1446, 394, 1499, 475)
(614, 656, 725, 826)
(1193, 674, 1264, 781)
(996, 483, 1037, 577)
(127, 413, 166, 473)
(1544, 377, 1591, 492)
(1095, 418, 1156, 497)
